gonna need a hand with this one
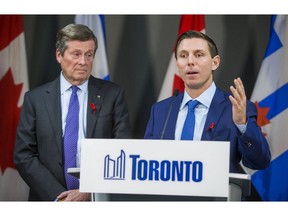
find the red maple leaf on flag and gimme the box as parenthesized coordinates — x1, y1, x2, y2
(0, 69, 23, 173)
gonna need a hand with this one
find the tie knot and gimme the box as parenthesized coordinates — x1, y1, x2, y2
(71, 85, 79, 94)
(187, 100, 199, 111)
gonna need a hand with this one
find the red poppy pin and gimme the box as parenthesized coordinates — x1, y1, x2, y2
(89, 103, 96, 112)
(209, 122, 215, 130)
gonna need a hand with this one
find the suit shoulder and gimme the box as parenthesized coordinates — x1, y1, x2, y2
(157, 96, 175, 104)
(25, 79, 58, 97)
(153, 93, 183, 108)
(215, 87, 230, 98)
(89, 76, 123, 90)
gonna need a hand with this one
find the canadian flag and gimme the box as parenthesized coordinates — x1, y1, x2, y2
(0, 15, 29, 200)
(158, 15, 205, 101)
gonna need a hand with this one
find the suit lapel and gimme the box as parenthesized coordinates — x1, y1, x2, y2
(43, 77, 63, 153)
(201, 88, 227, 140)
(86, 76, 103, 138)
(164, 94, 183, 139)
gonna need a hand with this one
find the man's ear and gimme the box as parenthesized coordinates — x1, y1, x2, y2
(56, 49, 62, 64)
(212, 55, 220, 71)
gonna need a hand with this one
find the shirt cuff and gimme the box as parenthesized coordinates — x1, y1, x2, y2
(236, 123, 247, 134)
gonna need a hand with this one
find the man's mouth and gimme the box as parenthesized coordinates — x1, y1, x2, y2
(187, 71, 198, 75)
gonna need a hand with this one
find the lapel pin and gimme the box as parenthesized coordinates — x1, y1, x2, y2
(209, 122, 215, 130)
(89, 102, 96, 112)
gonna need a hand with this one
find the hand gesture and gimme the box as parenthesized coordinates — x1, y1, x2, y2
(229, 77, 247, 125)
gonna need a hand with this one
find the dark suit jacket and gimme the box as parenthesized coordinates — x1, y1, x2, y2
(144, 87, 271, 173)
(14, 75, 132, 201)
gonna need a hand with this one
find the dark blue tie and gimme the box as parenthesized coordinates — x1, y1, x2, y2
(181, 100, 199, 140)
(63, 86, 79, 190)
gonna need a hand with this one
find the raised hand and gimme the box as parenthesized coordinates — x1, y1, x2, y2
(229, 77, 247, 125)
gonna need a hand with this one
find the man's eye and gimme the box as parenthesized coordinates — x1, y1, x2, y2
(196, 53, 204, 57)
(179, 53, 186, 58)
(72, 53, 80, 58)
(86, 53, 93, 58)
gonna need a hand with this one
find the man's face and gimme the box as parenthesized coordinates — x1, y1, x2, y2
(56, 39, 96, 85)
(176, 38, 220, 93)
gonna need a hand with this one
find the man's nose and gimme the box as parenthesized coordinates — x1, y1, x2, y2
(187, 54, 195, 65)
(79, 54, 87, 64)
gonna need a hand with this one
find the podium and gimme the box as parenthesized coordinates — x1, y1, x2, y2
(69, 139, 251, 201)
(228, 173, 251, 201)
(68, 167, 250, 201)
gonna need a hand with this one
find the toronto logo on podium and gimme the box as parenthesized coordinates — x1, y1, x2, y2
(104, 150, 126, 180)
(103, 149, 204, 182)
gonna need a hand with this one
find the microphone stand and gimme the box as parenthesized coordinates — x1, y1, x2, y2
(160, 89, 179, 139)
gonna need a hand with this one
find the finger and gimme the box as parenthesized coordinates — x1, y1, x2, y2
(236, 77, 243, 88)
(56, 191, 68, 201)
(229, 87, 244, 111)
(230, 85, 241, 102)
(229, 95, 236, 105)
(234, 78, 246, 99)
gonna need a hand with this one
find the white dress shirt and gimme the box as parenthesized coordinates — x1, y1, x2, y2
(60, 72, 88, 167)
(175, 82, 216, 140)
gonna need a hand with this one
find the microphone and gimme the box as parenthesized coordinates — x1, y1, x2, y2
(160, 89, 179, 139)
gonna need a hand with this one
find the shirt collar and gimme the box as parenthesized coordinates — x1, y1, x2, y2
(60, 72, 88, 94)
(180, 82, 216, 110)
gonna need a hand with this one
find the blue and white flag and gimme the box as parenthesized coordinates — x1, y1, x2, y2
(249, 15, 288, 201)
(75, 15, 110, 80)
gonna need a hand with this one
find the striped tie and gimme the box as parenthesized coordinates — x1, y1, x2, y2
(63, 85, 79, 189)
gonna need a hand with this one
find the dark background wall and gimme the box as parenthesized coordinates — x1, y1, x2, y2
(22, 15, 271, 200)
(23, 15, 270, 138)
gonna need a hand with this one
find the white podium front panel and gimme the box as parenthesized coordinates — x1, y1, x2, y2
(80, 139, 230, 198)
